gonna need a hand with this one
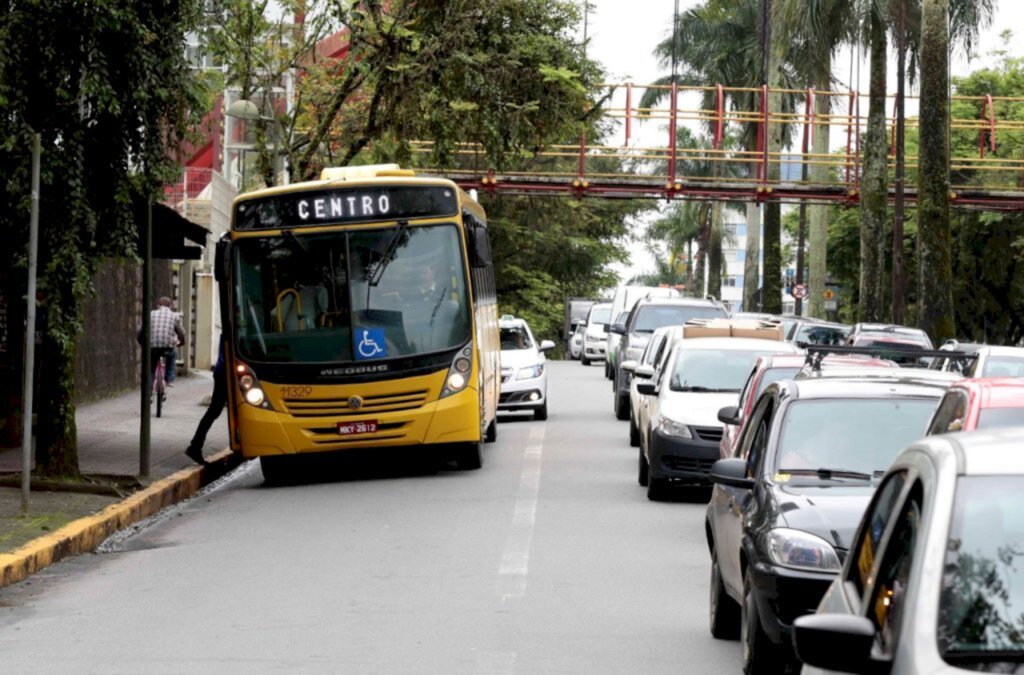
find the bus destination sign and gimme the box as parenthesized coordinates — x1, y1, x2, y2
(234, 185, 459, 230)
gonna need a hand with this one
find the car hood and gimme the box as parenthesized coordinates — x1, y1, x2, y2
(500, 349, 543, 369)
(772, 484, 876, 554)
(660, 391, 740, 426)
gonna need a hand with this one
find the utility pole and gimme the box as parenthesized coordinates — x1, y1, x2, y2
(20, 134, 41, 513)
(140, 198, 152, 480)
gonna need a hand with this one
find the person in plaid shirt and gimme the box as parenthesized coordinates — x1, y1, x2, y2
(149, 296, 185, 388)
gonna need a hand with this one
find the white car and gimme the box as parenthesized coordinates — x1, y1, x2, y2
(569, 323, 584, 360)
(499, 316, 554, 420)
(581, 303, 612, 366)
(794, 427, 1024, 674)
(931, 342, 1024, 377)
(636, 336, 800, 499)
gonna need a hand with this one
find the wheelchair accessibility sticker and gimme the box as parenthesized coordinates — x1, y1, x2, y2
(355, 328, 388, 360)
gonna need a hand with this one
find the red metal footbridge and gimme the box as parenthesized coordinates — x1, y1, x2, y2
(411, 82, 1024, 211)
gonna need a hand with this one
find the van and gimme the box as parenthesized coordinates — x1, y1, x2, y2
(605, 286, 681, 378)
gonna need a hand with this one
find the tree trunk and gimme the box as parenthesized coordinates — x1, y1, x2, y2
(693, 203, 710, 298)
(34, 293, 82, 479)
(858, 9, 887, 323)
(917, 0, 955, 342)
(807, 78, 830, 318)
(743, 197, 761, 310)
(708, 202, 723, 300)
(761, 12, 786, 315)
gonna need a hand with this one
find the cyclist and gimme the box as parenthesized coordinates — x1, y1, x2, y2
(148, 296, 185, 392)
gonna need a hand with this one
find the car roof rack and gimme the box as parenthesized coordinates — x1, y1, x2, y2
(799, 344, 976, 371)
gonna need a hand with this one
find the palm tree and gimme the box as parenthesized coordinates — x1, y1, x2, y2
(646, 201, 703, 294)
(644, 0, 804, 310)
(779, 0, 857, 318)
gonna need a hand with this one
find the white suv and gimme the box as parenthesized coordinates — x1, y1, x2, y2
(499, 316, 554, 420)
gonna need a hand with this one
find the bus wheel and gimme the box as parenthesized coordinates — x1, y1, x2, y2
(455, 443, 482, 470)
(260, 456, 293, 485)
(484, 419, 497, 443)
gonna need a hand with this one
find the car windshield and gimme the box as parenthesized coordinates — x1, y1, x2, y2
(774, 398, 938, 477)
(981, 357, 1024, 378)
(589, 307, 612, 325)
(670, 348, 783, 392)
(939, 476, 1024, 665)
(234, 224, 470, 363)
(976, 407, 1024, 430)
(500, 326, 533, 351)
(794, 324, 849, 345)
(633, 305, 727, 333)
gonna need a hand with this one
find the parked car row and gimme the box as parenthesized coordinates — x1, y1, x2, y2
(606, 315, 1024, 674)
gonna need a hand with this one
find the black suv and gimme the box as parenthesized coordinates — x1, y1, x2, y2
(608, 297, 727, 420)
(705, 372, 955, 674)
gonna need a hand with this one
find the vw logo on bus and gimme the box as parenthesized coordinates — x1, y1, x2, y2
(347, 396, 364, 410)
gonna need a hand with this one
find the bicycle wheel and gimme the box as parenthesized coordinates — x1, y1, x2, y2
(155, 364, 165, 418)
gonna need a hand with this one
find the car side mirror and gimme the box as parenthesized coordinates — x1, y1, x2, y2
(539, 340, 555, 353)
(621, 359, 638, 373)
(635, 365, 655, 380)
(609, 322, 627, 335)
(717, 406, 741, 426)
(636, 381, 657, 396)
(793, 614, 881, 674)
(709, 458, 755, 490)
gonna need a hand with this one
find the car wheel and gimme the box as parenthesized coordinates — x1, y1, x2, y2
(741, 568, 780, 675)
(637, 447, 649, 487)
(581, 355, 590, 366)
(709, 547, 741, 640)
(455, 442, 483, 470)
(605, 362, 613, 379)
(614, 391, 629, 421)
(534, 403, 548, 421)
(484, 418, 497, 443)
(629, 413, 640, 447)
(646, 475, 664, 501)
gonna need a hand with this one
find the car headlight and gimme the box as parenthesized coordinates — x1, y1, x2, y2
(656, 416, 693, 438)
(586, 334, 603, 343)
(516, 364, 544, 380)
(765, 528, 842, 572)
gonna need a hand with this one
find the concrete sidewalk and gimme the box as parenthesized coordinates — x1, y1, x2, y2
(0, 370, 229, 478)
(0, 370, 232, 556)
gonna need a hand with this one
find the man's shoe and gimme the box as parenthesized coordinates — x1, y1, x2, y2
(185, 447, 208, 466)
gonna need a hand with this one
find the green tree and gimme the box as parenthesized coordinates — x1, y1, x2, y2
(0, 1, 203, 477)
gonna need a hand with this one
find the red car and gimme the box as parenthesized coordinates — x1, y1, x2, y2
(717, 353, 897, 459)
(926, 377, 1024, 434)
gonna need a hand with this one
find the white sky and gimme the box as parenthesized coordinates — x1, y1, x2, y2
(582, 0, 1024, 281)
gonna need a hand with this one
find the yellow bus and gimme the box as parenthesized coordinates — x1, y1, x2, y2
(214, 165, 500, 481)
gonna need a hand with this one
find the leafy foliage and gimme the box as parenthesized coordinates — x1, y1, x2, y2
(0, 0, 204, 476)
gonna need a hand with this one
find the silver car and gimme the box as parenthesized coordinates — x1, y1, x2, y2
(794, 427, 1024, 674)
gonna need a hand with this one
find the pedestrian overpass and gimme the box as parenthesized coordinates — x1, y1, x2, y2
(413, 82, 1024, 211)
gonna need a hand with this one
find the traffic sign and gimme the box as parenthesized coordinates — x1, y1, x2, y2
(791, 284, 807, 300)
(822, 289, 835, 300)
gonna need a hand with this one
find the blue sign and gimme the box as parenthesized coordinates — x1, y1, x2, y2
(355, 328, 388, 360)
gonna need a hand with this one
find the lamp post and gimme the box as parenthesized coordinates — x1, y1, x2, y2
(224, 96, 284, 189)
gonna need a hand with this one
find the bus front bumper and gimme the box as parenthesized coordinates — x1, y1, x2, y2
(235, 385, 482, 458)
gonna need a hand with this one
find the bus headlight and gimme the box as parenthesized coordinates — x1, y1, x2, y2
(440, 345, 474, 399)
(235, 363, 273, 410)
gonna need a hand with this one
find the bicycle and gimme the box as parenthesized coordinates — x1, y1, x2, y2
(151, 349, 170, 418)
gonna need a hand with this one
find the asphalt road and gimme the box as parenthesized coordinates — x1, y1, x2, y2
(0, 361, 743, 673)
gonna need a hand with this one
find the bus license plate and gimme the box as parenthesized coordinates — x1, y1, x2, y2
(338, 421, 378, 436)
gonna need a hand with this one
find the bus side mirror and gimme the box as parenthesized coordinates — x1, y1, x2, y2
(215, 236, 231, 283)
(470, 227, 491, 268)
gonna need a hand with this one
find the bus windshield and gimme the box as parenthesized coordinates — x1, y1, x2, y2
(234, 223, 471, 363)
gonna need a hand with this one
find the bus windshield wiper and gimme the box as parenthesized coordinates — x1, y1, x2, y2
(367, 220, 408, 287)
(777, 468, 877, 481)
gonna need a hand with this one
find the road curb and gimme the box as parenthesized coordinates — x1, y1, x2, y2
(0, 449, 242, 590)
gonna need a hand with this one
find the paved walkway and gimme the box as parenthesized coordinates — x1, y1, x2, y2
(0, 370, 229, 479)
